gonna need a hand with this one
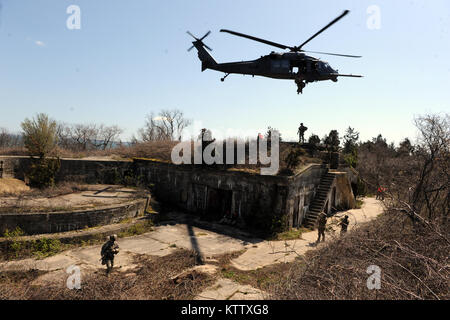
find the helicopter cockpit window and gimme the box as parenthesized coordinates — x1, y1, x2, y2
(272, 59, 289, 70)
(281, 60, 289, 68)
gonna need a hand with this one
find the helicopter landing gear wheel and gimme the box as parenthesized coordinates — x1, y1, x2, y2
(221, 73, 230, 82)
(295, 79, 306, 94)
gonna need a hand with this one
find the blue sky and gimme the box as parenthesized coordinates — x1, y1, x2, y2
(1, 0, 449, 144)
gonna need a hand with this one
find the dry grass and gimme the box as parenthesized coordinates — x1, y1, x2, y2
(0, 178, 30, 195)
(0, 147, 28, 156)
(267, 210, 449, 300)
(0, 249, 215, 300)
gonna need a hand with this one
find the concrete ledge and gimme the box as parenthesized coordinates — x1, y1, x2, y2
(0, 215, 156, 247)
(0, 199, 147, 235)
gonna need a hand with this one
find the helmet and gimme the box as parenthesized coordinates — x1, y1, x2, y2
(110, 234, 117, 241)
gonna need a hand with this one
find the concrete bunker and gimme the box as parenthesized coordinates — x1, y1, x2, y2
(1, 156, 356, 235)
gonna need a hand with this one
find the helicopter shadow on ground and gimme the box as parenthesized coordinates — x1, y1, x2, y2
(153, 210, 264, 263)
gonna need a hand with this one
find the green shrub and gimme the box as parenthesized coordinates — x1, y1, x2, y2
(27, 158, 61, 189)
(3, 227, 25, 238)
(3, 227, 26, 257)
(344, 149, 358, 168)
(31, 238, 62, 258)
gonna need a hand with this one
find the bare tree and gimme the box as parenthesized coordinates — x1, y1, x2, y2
(411, 114, 449, 220)
(0, 128, 23, 148)
(71, 124, 100, 151)
(97, 125, 123, 150)
(139, 109, 191, 142)
(55, 122, 73, 150)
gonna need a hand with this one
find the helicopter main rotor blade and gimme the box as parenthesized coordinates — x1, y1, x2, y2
(297, 10, 349, 50)
(200, 30, 211, 41)
(303, 50, 361, 58)
(187, 31, 197, 40)
(220, 29, 291, 50)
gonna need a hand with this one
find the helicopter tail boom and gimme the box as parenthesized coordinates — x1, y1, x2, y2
(194, 42, 218, 71)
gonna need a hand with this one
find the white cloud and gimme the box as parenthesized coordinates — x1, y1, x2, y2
(35, 40, 45, 47)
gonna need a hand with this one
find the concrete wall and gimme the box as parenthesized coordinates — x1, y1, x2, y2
(322, 172, 356, 214)
(0, 199, 146, 236)
(133, 160, 328, 232)
(0, 156, 133, 184)
(0, 157, 22, 178)
(2, 156, 353, 234)
(285, 165, 328, 228)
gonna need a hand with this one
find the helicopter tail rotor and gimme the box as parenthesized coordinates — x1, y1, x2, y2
(187, 31, 213, 52)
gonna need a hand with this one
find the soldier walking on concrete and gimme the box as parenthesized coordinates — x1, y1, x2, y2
(339, 215, 349, 235)
(316, 211, 327, 243)
(298, 123, 308, 143)
(101, 234, 119, 275)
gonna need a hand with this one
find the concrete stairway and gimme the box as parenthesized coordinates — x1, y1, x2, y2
(303, 172, 336, 228)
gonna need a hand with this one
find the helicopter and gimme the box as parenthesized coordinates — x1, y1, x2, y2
(188, 10, 362, 94)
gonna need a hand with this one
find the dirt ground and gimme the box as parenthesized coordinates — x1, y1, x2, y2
(0, 197, 383, 300)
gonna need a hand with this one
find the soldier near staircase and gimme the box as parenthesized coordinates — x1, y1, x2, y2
(316, 211, 327, 243)
(101, 234, 119, 274)
(339, 215, 349, 235)
(298, 123, 308, 143)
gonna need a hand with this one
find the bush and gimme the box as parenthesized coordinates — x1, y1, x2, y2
(3, 227, 26, 257)
(285, 146, 306, 170)
(344, 149, 358, 168)
(21, 113, 57, 158)
(32, 238, 62, 258)
(27, 158, 61, 189)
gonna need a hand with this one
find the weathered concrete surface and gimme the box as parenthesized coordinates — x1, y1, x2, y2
(0, 198, 383, 299)
(0, 185, 140, 209)
(0, 185, 148, 235)
(195, 278, 266, 300)
(230, 197, 383, 271)
(0, 222, 251, 272)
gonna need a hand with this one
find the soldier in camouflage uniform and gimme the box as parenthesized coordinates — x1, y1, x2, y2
(297, 123, 308, 144)
(101, 234, 119, 274)
(316, 212, 327, 243)
(339, 215, 349, 235)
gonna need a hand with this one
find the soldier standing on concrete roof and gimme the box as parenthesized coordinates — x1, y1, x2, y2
(316, 211, 327, 243)
(298, 123, 308, 144)
(101, 234, 119, 275)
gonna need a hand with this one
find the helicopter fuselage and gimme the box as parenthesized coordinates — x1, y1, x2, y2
(188, 10, 361, 93)
(209, 52, 339, 83)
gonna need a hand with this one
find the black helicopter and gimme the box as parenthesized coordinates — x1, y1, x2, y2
(188, 10, 362, 94)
